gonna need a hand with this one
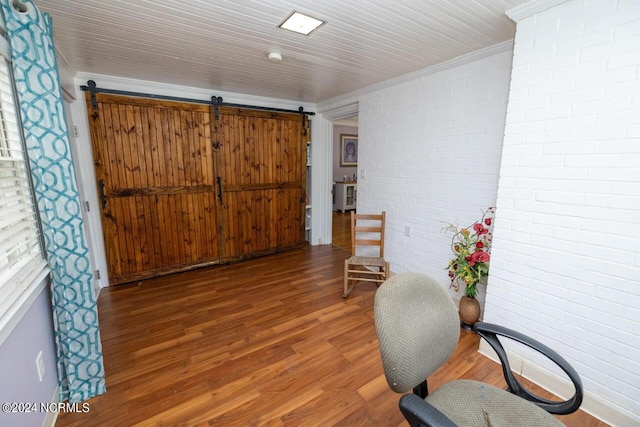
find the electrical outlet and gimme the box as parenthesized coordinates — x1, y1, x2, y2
(404, 226, 411, 237)
(36, 351, 45, 382)
(360, 168, 366, 179)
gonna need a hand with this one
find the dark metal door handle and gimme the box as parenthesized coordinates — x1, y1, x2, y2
(216, 177, 223, 203)
(98, 180, 107, 209)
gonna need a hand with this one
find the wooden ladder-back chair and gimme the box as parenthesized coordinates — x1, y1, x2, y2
(343, 211, 390, 298)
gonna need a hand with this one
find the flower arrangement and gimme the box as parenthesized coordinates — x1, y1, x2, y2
(444, 208, 495, 298)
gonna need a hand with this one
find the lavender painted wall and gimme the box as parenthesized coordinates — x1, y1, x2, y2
(333, 124, 358, 182)
(0, 282, 58, 427)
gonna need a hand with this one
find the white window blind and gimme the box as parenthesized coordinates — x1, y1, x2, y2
(0, 51, 48, 336)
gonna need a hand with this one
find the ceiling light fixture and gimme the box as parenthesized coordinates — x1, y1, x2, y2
(278, 11, 325, 36)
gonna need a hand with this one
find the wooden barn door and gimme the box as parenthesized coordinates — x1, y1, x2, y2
(87, 94, 220, 284)
(214, 107, 308, 260)
(86, 93, 308, 285)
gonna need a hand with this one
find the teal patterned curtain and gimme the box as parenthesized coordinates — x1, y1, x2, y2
(1, 0, 105, 402)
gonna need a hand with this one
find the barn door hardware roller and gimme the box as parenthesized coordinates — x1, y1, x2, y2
(83, 80, 99, 117)
(211, 96, 223, 120)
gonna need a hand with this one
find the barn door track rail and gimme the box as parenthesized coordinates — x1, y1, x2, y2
(80, 80, 315, 119)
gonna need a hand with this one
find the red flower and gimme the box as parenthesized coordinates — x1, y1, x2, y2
(476, 241, 484, 249)
(466, 255, 475, 266)
(473, 223, 488, 235)
(485, 218, 492, 226)
(471, 251, 490, 263)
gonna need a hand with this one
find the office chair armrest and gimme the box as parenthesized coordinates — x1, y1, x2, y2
(399, 394, 458, 427)
(474, 322, 583, 415)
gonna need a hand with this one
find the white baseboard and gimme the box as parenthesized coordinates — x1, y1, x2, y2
(478, 341, 639, 427)
(42, 386, 60, 427)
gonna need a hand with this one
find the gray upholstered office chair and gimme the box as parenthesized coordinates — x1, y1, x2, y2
(374, 272, 583, 427)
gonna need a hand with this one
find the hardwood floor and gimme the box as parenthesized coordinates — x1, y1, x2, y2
(332, 211, 352, 252)
(56, 245, 604, 426)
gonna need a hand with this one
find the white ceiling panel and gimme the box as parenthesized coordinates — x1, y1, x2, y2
(33, 0, 527, 103)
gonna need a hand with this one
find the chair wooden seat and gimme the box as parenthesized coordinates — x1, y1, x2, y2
(343, 211, 390, 298)
(347, 256, 388, 267)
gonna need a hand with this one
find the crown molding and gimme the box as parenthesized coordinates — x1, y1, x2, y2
(317, 40, 514, 112)
(506, 0, 570, 22)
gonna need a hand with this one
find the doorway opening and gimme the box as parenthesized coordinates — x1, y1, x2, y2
(331, 115, 358, 252)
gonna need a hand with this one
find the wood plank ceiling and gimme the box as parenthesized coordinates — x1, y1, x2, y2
(34, 0, 527, 103)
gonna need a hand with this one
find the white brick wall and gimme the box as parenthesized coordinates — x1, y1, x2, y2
(488, 0, 640, 424)
(356, 50, 512, 306)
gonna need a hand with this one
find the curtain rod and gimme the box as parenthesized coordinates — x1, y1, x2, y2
(80, 80, 315, 116)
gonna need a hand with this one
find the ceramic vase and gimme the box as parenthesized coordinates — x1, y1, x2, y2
(459, 296, 480, 328)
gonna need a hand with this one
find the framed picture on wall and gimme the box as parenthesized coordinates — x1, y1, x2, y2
(340, 134, 358, 166)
